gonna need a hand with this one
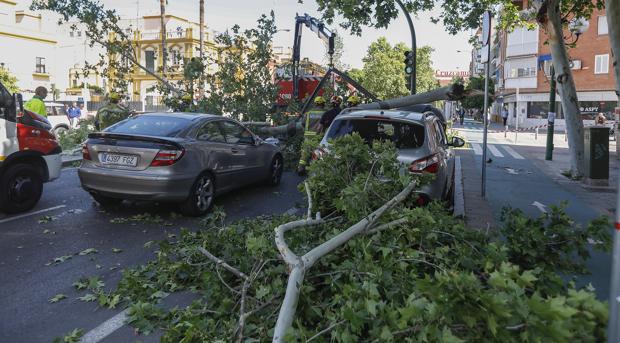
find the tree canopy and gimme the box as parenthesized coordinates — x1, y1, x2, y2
(0, 68, 19, 93)
(350, 37, 437, 100)
(461, 75, 494, 111)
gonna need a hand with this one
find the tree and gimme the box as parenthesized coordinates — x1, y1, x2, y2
(309, 0, 605, 178)
(159, 0, 167, 74)
(200, 12, 279, 122)
(607, 1, 620, 113)
(352, 37, 437, 100)
(0, 67, 18, 93)
(461, 75, 494, 111)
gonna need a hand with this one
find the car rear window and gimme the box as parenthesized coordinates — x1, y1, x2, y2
(326, 118, 425, 149)
(106, 115, 191, 137)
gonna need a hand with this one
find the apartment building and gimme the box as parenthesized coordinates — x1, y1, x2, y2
(111, 15, 217, 106)
(0, 0, 103, 101)
(494, 1, 614, 129)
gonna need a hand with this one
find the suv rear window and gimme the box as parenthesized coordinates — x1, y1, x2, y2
(326, 118, 425, 149)
(107, 115, 191, 137)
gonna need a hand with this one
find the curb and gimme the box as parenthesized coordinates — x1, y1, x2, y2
(61, 156, 82, 167)
(453, 156, 465, 218)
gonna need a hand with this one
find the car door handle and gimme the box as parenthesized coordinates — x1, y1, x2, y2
(230, 148, 239, 154)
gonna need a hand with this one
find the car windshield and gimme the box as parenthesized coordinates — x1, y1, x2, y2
(106, 115, 191, 137)
(326, 118, 425, 149)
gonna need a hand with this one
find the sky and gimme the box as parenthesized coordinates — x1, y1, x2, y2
(102, 0, 474, 72)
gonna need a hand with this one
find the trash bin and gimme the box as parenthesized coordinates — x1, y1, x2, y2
(584, 126, 609, 186)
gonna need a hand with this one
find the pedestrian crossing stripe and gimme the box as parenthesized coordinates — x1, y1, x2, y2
(487, 145, 504, 157)
(502, 146, 525, 159)
(471, 143, 482, 155)
(468, 144, 525, 160)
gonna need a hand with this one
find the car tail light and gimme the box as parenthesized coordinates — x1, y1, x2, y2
(82, 144, 91, 160)
(150, 149, 185, 167)
(311, 148, 325, 161)
(409, 154, 440, 174)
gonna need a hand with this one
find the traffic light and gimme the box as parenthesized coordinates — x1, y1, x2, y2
(404, 50, 414, 75)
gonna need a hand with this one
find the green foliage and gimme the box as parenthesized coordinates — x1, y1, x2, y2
(105, 135, 608, 341)
(352, 37, 437, 100)
(501, 204, 611, 277)
(199, 12, 279, 121)
(58, 118, 96, 151)
(52, 328, 84, 343)
(460, 76, 495, 111)
(0, 67, 18, 93)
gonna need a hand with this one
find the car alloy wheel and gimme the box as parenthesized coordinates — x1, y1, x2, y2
(195, 175, 214, 212)
(269, 156, 283, 186)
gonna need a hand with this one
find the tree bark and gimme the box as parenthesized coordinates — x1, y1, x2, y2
(607, 0, 620, 154)
(540, 0, 585, 177)
(199, 0, 205, 98)
(160, 0, 167, 74)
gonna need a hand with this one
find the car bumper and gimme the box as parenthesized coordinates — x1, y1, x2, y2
(78, 167, 195, 201)
(43, 154, 62, 181)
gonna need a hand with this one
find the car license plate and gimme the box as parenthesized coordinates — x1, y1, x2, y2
(99, 152, 138, 167)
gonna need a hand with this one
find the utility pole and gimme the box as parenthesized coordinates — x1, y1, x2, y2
(545, 65, 556, 160)
(395, 0, 416, 95)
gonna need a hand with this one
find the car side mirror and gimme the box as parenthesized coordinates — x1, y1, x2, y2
(449, 136, 465, 147)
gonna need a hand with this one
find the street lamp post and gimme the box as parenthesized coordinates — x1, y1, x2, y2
(395, 0, 416, 95)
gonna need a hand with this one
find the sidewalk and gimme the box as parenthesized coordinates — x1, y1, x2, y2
(458, 150, 496, 231)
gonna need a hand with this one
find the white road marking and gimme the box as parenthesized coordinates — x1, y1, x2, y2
(79, 309, 129, 343)
(502, 146, 525, 159)
(0, 205, 66, 224)
(488, 145, 504, 157)
(531, 201, 547, 214)
(471, 143, 482, 155)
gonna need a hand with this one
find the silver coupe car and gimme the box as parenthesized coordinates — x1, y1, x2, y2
(78, 113, 283, 216)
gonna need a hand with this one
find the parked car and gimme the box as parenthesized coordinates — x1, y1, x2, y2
(78, 113, 284, 216)
(317, 109, 464, 205)
(44, 101, 71, 137)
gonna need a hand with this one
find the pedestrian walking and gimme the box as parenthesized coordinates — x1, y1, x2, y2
(24, 86, 48, 117)
(596, 112, 606, 125)
(502, 106, 509, 127)
(67, 102, 81, 128)
(459, 108, 465, 125)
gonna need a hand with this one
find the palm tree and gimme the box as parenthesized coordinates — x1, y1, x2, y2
(159, 0, 167, 74)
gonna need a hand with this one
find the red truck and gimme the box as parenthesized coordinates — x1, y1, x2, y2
(0, 82, 62, 213)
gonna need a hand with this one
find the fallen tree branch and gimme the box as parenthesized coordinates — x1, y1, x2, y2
(307, 320, 346, 342)
(272, 180, 417, 342)
(366, 218, 409, 234)
(305, 181, 313, 220)
(197, 246, 248, 280)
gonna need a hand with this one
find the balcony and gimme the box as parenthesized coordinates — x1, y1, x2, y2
(137, 29, 192, 41)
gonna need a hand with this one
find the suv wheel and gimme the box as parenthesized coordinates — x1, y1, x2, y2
(180, 173, 215, 216)
(0, 163, 43, 214)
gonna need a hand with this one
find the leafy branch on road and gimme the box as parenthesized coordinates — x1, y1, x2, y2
(66, 134, 610, 341)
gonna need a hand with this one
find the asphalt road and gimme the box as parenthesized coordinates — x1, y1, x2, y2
(455, 119, 614, 300)
(0, 167, 304, 343)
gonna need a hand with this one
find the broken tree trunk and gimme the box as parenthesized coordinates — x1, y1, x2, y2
(348, 83, 467, 111)
(272, 181, 417, 342)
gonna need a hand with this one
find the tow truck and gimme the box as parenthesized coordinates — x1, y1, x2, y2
(0, 82, 62, 213)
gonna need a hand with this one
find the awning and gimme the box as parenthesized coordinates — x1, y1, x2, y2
(538, 54, 552, 62)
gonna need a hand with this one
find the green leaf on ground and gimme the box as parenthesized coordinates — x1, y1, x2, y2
(52, 328, 84, 343)
(78, 248, 98, 256)
(49, 294, 67, 303)
(143, 241, 155, 249)
(73, 280, 88, 290)
(78, 293, 97, 302)
(38, 215, 54, 224)
(52, 255, 73, 264)
(111, 248, 123, 253)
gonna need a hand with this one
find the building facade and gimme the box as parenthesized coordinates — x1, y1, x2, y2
(112, 15, 217, 107)
(493, 1, 614, 130)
